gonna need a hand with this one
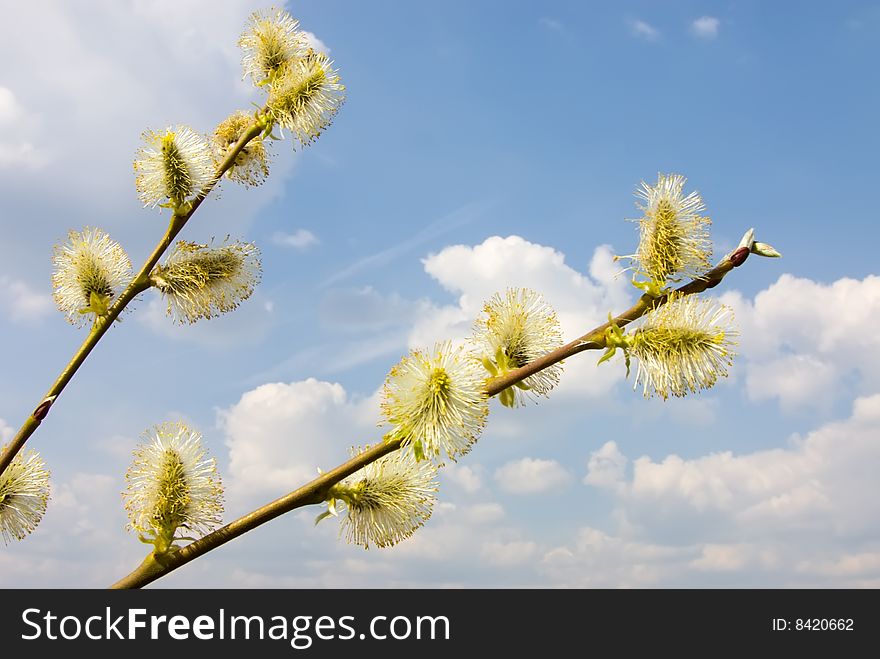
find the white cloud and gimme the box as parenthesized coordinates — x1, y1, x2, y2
(272, 229, 320, 250)
(412, 236, 631, 399)
(540, 527, 686, 587)
(746, 354, 837, 410)
(720, 274, 880, 409)
(0, 86, 48, 168)
(300, 31, 329, 55)
(461, 502, 505, 524)
(0, 2, 243, 188)
(0, 0, 299, 236)
(630, 20, 660, 41)
(584, 440, 628, 493)
(482, 540, 537, 567)
(0, 86, 23, 123)
(303, 504, 540, 588)
(798, 551, 880, 579)
(495, 457, 571, 494)
(0, 275, 54, 323)
(691, 16, 720, 39)
(422, 236, 625, 309)
(132, 248, 880, 586)
(387, 520, 473, 563)
(442, 463, 484, 494)
(218, 378, 378, 507)
(51, 473, 121, 541)
(5, 232, 875, 588)
(0, 470, 144, 587)
(557, 394, 880, 585)
(691, 543, 778, 572)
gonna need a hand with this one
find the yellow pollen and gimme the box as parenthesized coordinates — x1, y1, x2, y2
(428, 368, 451, 397)
(655, 199, 676, 222)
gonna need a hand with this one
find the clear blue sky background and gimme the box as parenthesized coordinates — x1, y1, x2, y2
(1, 1, 878, 587)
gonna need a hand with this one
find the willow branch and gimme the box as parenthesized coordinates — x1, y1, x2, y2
(110, 244, 753, 589)
(487, 245, 749, 394)
(0, 115, 267, 476)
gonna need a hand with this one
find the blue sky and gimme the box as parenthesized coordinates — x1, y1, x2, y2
(1, 0, 879, 587)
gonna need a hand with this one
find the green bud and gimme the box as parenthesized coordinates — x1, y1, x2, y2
(751, 241, 781, 258)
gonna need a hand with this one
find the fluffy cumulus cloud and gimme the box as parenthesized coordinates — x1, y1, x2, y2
(541, 527, 688, 587)
(0, 471, 145, 588)
(139, 265, 880, 587)
(623, 394, 880, 539)
(720, 274, 880, 409)
(208, 241, 880, 587)
(153, 494, 543, 588)
(548, 394, 880, 586)
(6, 227, 878, 587)
(0, 1, 255, 197)
(583, 440, 628, 493)
(218, 378, 380, 508)
(442, 463, 484, 494)
(412, 235, 632, 398)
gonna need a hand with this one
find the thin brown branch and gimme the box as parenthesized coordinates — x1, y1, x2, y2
(0, 116, 266, 476)
(110, 245, 751, 589)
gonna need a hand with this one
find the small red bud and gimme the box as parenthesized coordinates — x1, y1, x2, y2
(729, 246, 750, 267)
(32, 397, 55, 421)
